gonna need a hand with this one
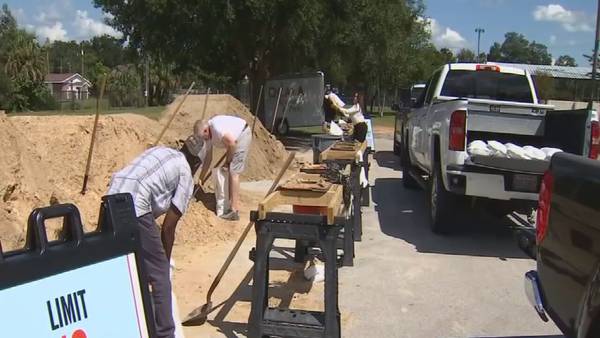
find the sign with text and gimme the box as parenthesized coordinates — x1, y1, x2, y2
(0, 254, 148, 338)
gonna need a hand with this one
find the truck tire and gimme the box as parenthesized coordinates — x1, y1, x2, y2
(429, 162, 456, 234)
(400, 141, 419, 189)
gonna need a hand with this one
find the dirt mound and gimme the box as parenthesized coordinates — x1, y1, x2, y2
(160, 94, 289, 181)
(0, 94, 289, 252)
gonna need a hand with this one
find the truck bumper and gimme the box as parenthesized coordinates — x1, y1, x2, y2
(446, 165, 540, 201)
(524, 270, 549, 322)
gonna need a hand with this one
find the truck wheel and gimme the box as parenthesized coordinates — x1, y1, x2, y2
(429, 163, 456, 234)
(400, 142, 419, 189)
(275, 118, 289, 135)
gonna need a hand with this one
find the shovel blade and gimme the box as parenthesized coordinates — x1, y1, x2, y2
(182, 301, 212, 326)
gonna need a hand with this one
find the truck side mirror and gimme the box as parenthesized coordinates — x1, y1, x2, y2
(411, 97, 418, 108)
(399, 88, 412, 107)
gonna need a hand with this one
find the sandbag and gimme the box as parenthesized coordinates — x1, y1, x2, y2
(467, 140, 491, 156)
(506, 143, 530, 160)
(541, 147, 563, 160)
(329, 121, 343, 136)
(523, 146, 546, 161)
(487, 140, 508, 158)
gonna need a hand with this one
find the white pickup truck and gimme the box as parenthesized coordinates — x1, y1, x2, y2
(398, 63, 599, 233)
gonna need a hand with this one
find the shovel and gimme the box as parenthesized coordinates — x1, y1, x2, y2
(182, 151, 295, 326)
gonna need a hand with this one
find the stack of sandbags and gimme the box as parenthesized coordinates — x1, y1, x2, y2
(467, 140, 563, 161)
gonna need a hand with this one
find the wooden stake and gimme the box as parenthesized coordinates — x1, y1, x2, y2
(200, 87, 211, 121)
(277, 88, 293, 132)
(270, 87, 283, 132)
(251, 85, 263, 135)
(81, 74, 108, 195)
(153, 82, 195, 146)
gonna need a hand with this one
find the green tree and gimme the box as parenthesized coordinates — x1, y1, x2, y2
(456, 48, 476, 63)
(555, 55, 577, 67)
(5, 31, 47, 83)
(94, 0, 430, 102)
(439, 48, 456, 64)
(487, 32, 551, 65)
(107, 65, 142, 107)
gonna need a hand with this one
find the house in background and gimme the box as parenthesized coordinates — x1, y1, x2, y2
(45, 73, 92, 101)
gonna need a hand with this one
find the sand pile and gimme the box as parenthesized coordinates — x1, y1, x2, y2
(0, 94, 289, 252)
(160, 94, 289, 181)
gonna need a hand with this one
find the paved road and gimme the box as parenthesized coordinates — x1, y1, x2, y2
(340, 136, 562, 338)
(181, 134, 564, 337)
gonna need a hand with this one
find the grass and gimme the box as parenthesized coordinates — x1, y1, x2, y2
(8, 105, 166, 120)
(368, 110, 396, 129)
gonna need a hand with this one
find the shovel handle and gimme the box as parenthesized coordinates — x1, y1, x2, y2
(205, 151, 295, 302)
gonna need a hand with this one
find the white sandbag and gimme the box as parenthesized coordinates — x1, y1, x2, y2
(541, 147, 563, 160)
(506, 143, 530, 160)
(329, 121, 343, 136)
(487, 140, 508, 158)
(213, 167, 230, 216)
(523, 146, 546, 161)
(467, 140, 491, 156)
(170, 260, 186, 338)
(304, 261, 325, 283)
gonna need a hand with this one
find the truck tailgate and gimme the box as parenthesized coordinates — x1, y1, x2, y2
(466, 100, 547, 136)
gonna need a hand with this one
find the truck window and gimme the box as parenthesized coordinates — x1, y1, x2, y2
(424, 70, 442, 105)
(440, 70, 533, 103)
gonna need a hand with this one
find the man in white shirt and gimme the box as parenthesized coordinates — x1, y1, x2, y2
(195, 115, 252, 221)
(107, 139, 202, 338)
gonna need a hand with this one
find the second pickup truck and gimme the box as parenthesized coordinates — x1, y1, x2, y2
(397, 63, 599, 233)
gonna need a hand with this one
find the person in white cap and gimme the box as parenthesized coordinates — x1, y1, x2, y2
(107, 137, 203, 338)
(195, 115, 252, 221)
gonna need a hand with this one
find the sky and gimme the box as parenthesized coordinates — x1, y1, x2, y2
(423, 0, 596, 66)
(1, 0, 597, 67)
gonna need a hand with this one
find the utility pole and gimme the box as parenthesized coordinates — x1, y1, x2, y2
(475, 27, 485, 63)
(590, 0, 600, 109)
(81, 47, 84, 76)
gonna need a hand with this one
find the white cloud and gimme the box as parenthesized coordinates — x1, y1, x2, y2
(533, 4, 593, 32)
(36, 22, 68, 42)
(420, 17, 468, 50)
(549, 35, 557, 45)
(74, 10, 122, 39)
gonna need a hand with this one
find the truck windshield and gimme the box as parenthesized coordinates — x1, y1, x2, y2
(440, 70, 534, 103)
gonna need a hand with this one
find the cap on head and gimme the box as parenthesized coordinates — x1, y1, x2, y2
(184, 134, 205, 158)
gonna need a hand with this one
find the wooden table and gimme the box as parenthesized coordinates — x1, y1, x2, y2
(319, 141, 366, 162)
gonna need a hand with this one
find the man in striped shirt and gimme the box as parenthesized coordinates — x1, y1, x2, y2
(107, 138, 202, 338)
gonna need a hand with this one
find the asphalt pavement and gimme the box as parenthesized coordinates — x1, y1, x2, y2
(339, 135, 563, 338)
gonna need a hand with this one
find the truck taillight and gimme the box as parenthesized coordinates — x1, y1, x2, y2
(589, 120, 600, 160)
(449, 110, 466, 151)
(476, 64, 500, 72)
(536, 171, 554, 244)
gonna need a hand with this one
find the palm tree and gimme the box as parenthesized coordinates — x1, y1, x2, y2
(5, 32, 46, 83)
